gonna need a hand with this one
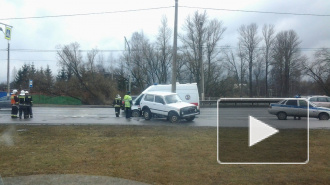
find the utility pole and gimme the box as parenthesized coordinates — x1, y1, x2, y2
(199, 21, 205, 101)
(171, 0, 178, 93)
(0, 22, 13, 97)
(7, 42, 10, 96)
(124, 36, 131, 92)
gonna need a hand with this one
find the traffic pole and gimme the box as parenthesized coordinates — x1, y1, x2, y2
(171, 0, 178, 93)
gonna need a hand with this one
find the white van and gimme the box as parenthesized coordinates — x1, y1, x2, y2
(131, 83, 200, 117)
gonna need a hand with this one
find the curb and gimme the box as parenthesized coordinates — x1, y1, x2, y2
(1, 174, 151, 185)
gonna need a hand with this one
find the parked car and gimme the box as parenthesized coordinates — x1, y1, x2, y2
(140, 91, 199, 123)
(0, 96, 11, 109)
(307, 96, 330, 108)
(268, 98, 330, 120)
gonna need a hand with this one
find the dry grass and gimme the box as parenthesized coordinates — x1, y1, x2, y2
(0, 125, 329, 185)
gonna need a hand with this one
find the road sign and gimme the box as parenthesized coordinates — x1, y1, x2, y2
(29, 80, 33, 88)
(5, 27, 11, 40)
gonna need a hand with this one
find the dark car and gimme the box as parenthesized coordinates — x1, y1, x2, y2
(0, 96, 11, 109)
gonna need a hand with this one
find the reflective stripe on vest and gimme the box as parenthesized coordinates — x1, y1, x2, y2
(114, 98, 121, 107)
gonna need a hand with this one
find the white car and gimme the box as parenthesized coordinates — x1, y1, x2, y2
(131, 83, 199, 117)
(268, 98, 330, 120)
(140, 91, 199, 123)
(307, 96, 330, 108)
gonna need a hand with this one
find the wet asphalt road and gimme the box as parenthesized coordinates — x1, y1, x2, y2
(0, 107, 329, 129)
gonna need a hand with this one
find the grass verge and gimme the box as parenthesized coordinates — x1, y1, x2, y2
(0, 125, 329, 185)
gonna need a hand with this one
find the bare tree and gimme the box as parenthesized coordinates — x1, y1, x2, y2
(205, 19, 226, 96)
(86, 48, 99, 81)
(175, 52, 189, 83)
(56, 42, 118, 104)
(253, 55, 265, 96)
(180, 11, 207, 96)
(271, 30, 302, 97)
(180, 11, 226, 97)
(304, 48, 330, 95)
(222, 43, 248, 97)
(237, 43, 248, 97)
(127, 32, 149, 91)
(222, 48, 240, 83)
(142, 41, 158, 84)
(56, 42, 86, 99)
(262, 24, 275, 97)
(238, 23, 261, 97)
(156, 16, 172, 84)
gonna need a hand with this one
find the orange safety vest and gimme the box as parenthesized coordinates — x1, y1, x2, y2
(11, 94, 17, 104)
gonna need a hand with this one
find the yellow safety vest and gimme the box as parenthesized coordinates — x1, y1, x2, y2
(124, 95, 132, 108)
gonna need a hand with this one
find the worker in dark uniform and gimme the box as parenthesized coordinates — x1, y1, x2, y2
(11, 89, 19, 118)
(25, 91, 33, 118)
(113, 94, 122, 117)
(18, 90, 27, 119)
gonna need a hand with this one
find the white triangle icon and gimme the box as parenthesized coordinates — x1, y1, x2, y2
(249, 116, 279, 147)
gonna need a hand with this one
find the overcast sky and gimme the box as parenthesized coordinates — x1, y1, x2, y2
(0, 0, 329, 83)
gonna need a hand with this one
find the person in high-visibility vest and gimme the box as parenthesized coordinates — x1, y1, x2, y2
(10, 89, 19, 118)
(113, 94, 122, 117)
(123, 91, 132, 119)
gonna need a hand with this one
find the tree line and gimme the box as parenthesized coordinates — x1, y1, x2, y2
(4, 11, 330, 104)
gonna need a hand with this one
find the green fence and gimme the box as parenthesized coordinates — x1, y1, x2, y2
(32, 95, 82, 105)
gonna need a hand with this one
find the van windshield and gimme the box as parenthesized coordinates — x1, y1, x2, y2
(165, 94, 182, 104)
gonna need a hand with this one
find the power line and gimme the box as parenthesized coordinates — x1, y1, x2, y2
(0, 5, 328, 21)
(0, 6, 174, 20)
(180, 6, 330, 17)
(0, 59, 55, 62)
(0, 49, 125, 52)
(1, 47, 328, 54)
(217, 47, 330, 51)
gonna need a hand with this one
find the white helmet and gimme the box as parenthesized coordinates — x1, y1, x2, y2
(116, 94, 121, 98)
(12, 89, 17, 94)
(25, 91, 29, 94)
(20, 90, 25, 96)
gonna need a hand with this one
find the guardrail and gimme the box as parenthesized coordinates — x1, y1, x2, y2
(200, 98, 285, 108)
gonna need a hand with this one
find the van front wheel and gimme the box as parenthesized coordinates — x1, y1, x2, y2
(143, 109, 152, 120)
(169, 113, 179, 123)
(132, 110, 140, 117)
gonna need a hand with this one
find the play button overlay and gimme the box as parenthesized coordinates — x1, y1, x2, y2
(217, 98, 309, 164)
(249, 116, 279, 147)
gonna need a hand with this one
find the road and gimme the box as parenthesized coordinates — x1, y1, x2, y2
(0, 107, 329, 129)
